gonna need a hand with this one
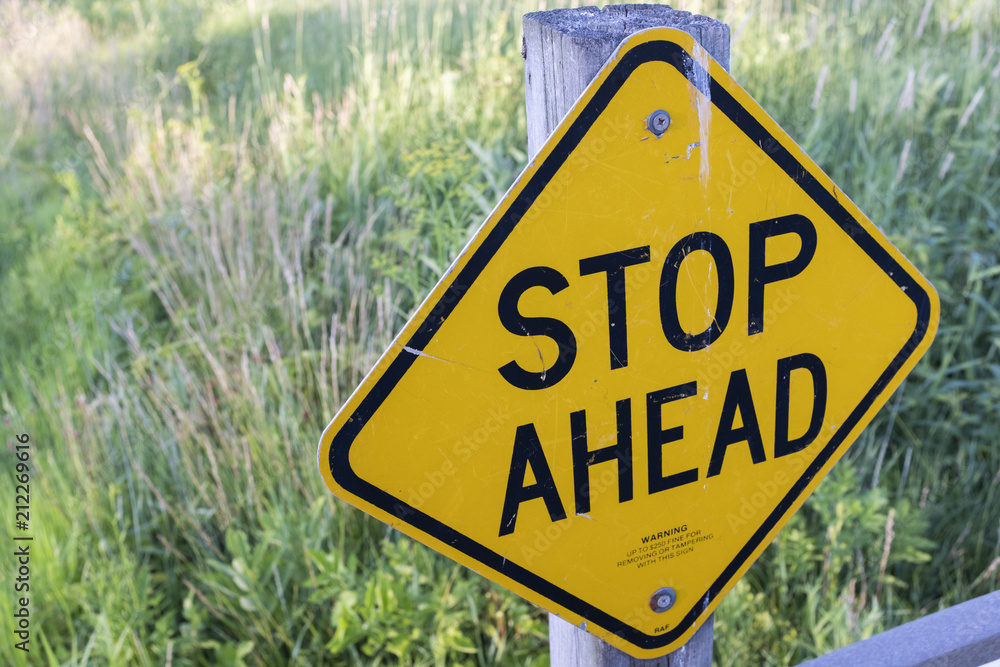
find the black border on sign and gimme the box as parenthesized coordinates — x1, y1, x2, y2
(328, 39, 934, 650)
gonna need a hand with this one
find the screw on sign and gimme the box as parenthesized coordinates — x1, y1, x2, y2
(650, 588, 676, 613)
(647, 110, 671, 137)
(317, 23, 939, 662)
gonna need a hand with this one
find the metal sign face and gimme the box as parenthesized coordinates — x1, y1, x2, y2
(318, 29, 938, 658)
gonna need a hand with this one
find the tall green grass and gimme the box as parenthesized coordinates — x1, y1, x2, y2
(0, 0, 997, 664)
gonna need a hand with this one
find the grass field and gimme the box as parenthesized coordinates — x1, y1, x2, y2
(0, 0, 998, 664)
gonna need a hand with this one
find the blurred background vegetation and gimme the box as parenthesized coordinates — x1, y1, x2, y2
(0, 0, 997, 664)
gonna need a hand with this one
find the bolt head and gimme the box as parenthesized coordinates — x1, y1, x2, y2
(648, 110, 671, 136)
(649, 587, 676, 613)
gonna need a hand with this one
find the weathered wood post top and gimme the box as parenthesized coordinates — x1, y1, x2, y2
(524, 4, 730, 160)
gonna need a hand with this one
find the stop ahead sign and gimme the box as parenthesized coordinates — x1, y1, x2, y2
(318, 28, 938, 658)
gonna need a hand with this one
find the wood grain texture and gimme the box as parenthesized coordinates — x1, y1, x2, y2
(549, 613, 714, 667)
(523, 4, 730, 159)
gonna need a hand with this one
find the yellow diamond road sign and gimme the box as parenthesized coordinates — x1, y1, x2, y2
(318, 28, 938, 658)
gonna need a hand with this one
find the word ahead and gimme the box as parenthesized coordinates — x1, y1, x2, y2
(499, 352, 826, 536)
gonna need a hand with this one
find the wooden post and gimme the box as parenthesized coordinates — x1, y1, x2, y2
(524, 5, 730, 160)
(548, 614, 714, 667)
(521, 5, 730, 666)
